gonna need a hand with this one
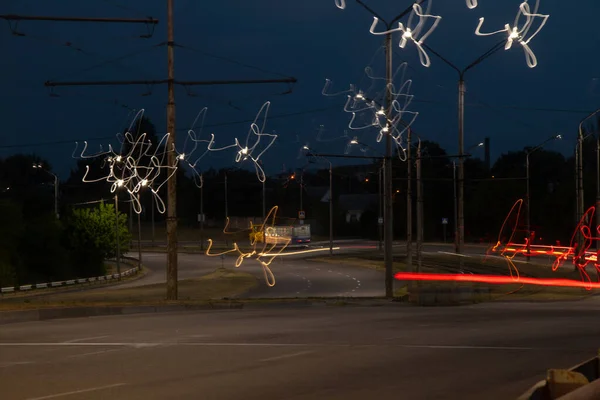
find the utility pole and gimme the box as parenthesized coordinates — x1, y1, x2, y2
(114, 194, 121, 279)
(405, 128, 412, 275)
(338, 0, 418, 299)
(42, 4, 297, 300)
(383, 32, 394, 299)
(165, 0, 177, 299)
(224, 173, 228, 218)
(137, 194, 142, 271)
(200, 174, 205, 251)
(422, 40, 506, 260)
(416, 139, 423, 273)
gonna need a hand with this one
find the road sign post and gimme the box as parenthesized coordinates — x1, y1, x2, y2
(442, 218, 448, 243)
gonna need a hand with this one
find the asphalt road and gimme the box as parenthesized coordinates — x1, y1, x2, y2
(118, 251, 385, 298)
(114, 241, 528, 298)
(3, 300, 600, 399)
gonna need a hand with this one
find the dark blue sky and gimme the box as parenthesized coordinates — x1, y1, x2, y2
(3, 0, 600, 179)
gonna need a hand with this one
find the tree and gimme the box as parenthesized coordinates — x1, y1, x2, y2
(65, 202, 131, 277)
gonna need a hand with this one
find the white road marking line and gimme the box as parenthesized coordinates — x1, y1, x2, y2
(0, 342, 538, 351)
(0, 361, 35, 368)
(437, 251, 472, 258)
(259, 350, 315, 362)
(63, 336, 109, 343)
(25, 383, 126, 400)
(67, 349, 120, 359)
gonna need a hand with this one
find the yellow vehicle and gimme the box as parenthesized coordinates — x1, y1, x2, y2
(249, 222, 264, 243)
(249, 221, 311, 246)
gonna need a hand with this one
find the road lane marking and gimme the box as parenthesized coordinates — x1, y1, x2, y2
(259, 350, 315, 362)
(67, 349, 120, 359)
(0, 361, 35, 368)
(25, 383, 126, 400)
(0, 342, 542, 351)
(63, 336, 109, 343)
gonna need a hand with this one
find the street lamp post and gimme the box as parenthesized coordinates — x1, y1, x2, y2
(576, 108, 600, 253)
(343, 0, 419, 299)
(423, 40, 506, 258)
(32, 163, 59, 219)
(303, 147, 333, 256)
(451, 142, 483, 253)
(525, 134, 562, 262)
(349, 138, 384, 251)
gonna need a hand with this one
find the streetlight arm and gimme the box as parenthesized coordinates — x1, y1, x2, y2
(354, 0, 386, 25)
(421, 43, 461, 75)
(578, 107, 600, 139)
(526, 134, 562, 155)
(463, 40, 506, 75)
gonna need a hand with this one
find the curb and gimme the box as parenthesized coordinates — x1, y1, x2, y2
(0, 299, 405, 325)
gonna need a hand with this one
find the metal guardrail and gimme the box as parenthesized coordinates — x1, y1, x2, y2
(518, 351, 600, 399)
(0, 257, 140, 294)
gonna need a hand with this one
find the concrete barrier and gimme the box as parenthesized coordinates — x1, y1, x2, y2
(0, 258, 140, 296)
(518, 351, 600, 399)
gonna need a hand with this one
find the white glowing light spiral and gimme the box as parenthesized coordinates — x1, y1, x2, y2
(475, 0, 549, 68)
(466, 0, 478, 9)
(322, 62, 418, 161)
(74, 109, 195, 215)
(335, 1, 442, 68)
(369, 3, 441, 68)
(207, 101, 277, 183)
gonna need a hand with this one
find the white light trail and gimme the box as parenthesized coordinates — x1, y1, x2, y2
(474, 0, 549, 68)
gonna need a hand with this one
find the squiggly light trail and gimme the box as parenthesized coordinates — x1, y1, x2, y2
(334, 0, 441, 68)
(205, 205, 339, 286)
(206, 101, 277, 183)
(475, 0, 549, 68)
(322, 62, 417, 161)
(74, 108, 216, 214)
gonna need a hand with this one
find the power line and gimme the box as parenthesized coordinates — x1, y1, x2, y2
(0, 106, 341, 149)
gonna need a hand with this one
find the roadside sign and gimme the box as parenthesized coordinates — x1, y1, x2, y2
(442, 218, 448, 225)
(378, 217, 383, 225)
(299, 210, 305, 219)
(197, 213, 205, 222)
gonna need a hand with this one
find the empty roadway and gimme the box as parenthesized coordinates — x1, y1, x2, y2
(2, 299, 600, 399)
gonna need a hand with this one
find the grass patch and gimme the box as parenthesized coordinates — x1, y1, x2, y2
(0, 268, 258, 310)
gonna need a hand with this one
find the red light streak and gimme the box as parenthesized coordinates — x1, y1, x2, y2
(394, 272, 600, 289)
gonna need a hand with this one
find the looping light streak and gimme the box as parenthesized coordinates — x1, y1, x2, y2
(486, 199, 600, 290)
(74, 109, 184, 215)
(206, 205, 338, 287)
(322, 62, 417, 162)
(466, 0, 478, 9)
(206, 101, 277, 183)
(334, 0, 441, 68)
(404, 197, 600, 291)
(368, 3, 442, 68)
(475, 0, 549, 68)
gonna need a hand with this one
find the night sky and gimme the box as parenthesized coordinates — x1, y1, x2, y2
(2, 0, 599, 179)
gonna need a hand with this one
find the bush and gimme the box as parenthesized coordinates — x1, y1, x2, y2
(19, 216, 72, 283)
(65, 202, 131, 277)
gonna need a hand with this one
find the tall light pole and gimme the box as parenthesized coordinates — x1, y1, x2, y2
(340, 0, 419, 298)
(576, 108, 600, 254)
(451, 142, 483, 252)
(32, 163, 59, 219)
(303, 147, 333, 256)
(349, 138, 384, 250)
(423, 40, 506, 257)
(525, 134, 562, 262)
(200, 173, 205, 251)
(165, 0, 178, 300)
